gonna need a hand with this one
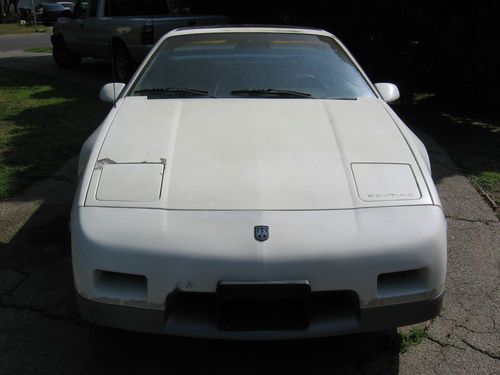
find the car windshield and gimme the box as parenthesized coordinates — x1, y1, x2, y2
(129, 32, 376, 99)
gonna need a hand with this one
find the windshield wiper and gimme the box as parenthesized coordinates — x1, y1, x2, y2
(230, 89, 313, 98)
(133, 87, 214, 98)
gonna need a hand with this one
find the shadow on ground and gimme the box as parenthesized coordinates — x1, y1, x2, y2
(0, 57, 110, 198)
(397, 97, 499, 214)
(0, 54, 111, 89)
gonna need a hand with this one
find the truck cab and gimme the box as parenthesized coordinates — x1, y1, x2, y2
(52, 0, 229, 81)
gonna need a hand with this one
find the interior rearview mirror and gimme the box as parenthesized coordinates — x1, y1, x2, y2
(375, 83, 400, 103)
(99, 83, 126, 103)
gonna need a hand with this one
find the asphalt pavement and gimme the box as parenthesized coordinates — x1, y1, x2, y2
(0, 52, 498, 374)
(0, 32, 51, 52)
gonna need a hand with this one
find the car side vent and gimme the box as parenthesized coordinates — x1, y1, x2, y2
(377, 268, 427, 299)
(94, 270, 147, 300)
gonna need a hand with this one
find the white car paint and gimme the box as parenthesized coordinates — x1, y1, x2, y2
(375, 82, 400, 103)
(84, 97, 434, 210)
(72, 26, 447, 339)
(99, 82, 125, 103)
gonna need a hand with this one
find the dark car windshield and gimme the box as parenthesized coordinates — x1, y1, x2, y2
(129, 32, 376, 99)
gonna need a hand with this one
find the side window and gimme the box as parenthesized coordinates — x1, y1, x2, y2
(104, 0, 128, 17)
(89, 0, 98, 17)
(105, 0, 169, 17)
(74, 0, 88, 18)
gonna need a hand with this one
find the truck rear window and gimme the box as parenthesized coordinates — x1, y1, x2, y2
(104, 0, 169, 16)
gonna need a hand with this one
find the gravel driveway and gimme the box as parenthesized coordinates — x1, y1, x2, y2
(0, 53, 498, 374)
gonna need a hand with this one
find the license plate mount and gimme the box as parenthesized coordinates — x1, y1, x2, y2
(217, 281, 311, 331)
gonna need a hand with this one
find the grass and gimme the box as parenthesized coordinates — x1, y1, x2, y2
(0, 23, 52, 35)
(398, 99, 500, 215)
(0, 67, 109, 199)
(24, 46, 52, 53)
(437, 112, 500, 210)
(469, 171, 499, 196)
(398, 328, 428, 353)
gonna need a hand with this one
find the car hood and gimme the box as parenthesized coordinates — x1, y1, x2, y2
(88, 97, 432, 210)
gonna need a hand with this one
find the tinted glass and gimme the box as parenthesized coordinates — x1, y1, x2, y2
(88, 0, 98, 16)
(73, 0, 87, 17)
(104, 0, 168, 16)
(130, 33, 375, 99)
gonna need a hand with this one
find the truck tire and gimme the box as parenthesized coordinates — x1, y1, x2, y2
(52, 37, 81, 68)
(113, 43, 132, 82)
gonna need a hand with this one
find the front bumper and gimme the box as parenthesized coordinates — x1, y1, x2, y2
(72, 205, 447, 338)
(76, 290, 444, 339)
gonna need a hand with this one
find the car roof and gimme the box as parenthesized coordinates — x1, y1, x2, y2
(174, 24, 325, 32)
(164, 25, 336, 41)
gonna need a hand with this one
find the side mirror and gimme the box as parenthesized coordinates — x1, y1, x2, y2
(375, 83, 400, 103)
(99, 83, 126, 103)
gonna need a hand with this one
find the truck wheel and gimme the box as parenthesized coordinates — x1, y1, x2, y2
(113, 44, 132, 82)
(52, 37, 81, 68)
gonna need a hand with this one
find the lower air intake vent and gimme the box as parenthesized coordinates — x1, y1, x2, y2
(94, 270, 147, 300)
(377, 268, 428, 298)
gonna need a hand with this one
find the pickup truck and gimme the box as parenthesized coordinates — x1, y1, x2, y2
(51, 0, 229, 81)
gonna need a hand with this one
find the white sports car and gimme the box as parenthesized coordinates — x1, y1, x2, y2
(72, 26, 447, 339)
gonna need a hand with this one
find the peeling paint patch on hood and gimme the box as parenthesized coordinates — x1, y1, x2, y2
(96, 163, 164, 202)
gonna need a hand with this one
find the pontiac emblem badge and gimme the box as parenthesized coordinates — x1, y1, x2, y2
(254, 226, 269, 242)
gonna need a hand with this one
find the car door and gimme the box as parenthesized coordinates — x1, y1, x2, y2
(65, 0, 98, 57)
